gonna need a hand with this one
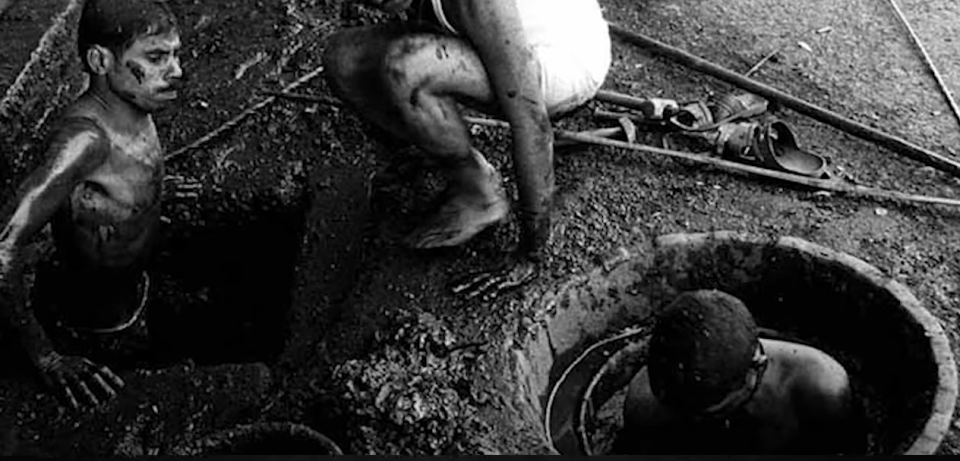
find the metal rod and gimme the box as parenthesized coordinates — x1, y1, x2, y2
(559, 127, 960, 208)
(262, 90, 960, 209)
(884, 0, 960, 127)
(607, 21, 960, 178)
(594, 89, 653, 111)
(469, 114, 960, 208)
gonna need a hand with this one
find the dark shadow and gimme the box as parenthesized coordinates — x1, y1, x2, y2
(149, 190, 311, 366)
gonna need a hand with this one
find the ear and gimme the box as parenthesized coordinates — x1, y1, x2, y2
(85, 45, 115, 75)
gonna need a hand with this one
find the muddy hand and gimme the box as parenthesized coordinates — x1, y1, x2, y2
(451, 256, 538, 301)
(164, 174, 202, 200)
(37, 352, 125, 410)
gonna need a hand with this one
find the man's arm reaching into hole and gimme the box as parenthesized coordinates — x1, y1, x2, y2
(0, 120, 125, 409)
(448, 0, 553, 300)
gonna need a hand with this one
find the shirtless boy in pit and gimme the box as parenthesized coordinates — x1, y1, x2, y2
(0, 0, 182, 409)
(323, 0, 611, 298)
(615, 290, 860, 454)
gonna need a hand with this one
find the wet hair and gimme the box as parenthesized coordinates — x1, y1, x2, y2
(647, 290, 759, 412)
(77, 0, 178, 73)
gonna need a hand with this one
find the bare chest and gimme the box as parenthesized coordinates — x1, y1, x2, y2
(72, 127, 164, 220)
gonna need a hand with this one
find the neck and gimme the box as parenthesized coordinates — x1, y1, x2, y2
(706, 365, 767, 421)
(86, 78, 151, 131)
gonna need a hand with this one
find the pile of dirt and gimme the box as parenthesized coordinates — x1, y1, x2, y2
(313, 310, 499, 455)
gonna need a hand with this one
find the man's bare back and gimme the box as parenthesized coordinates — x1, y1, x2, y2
(621, 338, 855, 454)
(0, 0, 181, 409)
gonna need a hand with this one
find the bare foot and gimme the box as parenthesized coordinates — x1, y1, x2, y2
(405, 174, 509, 249)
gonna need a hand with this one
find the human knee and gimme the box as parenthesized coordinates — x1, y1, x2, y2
(381, 36, 433, 97)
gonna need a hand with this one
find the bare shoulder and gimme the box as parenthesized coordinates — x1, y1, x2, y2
(47, 99, 109, 142)
(16, 109, 113, 187)
(763, 339, 851, 415)
(58, 96, 109, 132)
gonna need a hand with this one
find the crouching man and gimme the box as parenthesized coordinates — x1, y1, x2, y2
(0, 0, 183, 409)
(323, 0, 611, 298)
(616, 290, 861, 454)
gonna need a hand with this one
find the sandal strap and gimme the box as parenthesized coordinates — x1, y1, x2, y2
(668, 100, 714, 131)
(715, 122, 760, 160)
(713, 93, 769, 122)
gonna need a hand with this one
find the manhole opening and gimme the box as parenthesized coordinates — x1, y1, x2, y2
(149, 193, 310, 365)
(512, 233, 956, 455)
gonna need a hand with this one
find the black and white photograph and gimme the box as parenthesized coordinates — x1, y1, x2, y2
(0, 0, 957, 455)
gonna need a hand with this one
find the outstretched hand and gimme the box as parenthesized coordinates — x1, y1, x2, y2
(37, 352, 125, 410)
(451, 255, 539, 301)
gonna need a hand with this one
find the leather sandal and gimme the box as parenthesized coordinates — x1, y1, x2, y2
(713, 119, 830, 178)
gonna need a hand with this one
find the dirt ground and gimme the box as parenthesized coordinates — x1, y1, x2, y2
(1, 0, 959, 455)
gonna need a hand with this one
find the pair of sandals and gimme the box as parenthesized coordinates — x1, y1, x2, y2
(658, 93, 830, 179)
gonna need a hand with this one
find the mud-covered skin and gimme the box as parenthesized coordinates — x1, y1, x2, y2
(0, 29, 182, 410)
(618, 339, 856, 454)
(50, 117, 164, 271)
(325, 0, 556, 299)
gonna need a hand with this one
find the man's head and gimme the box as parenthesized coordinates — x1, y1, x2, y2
(78, 0, 183, 112)
(647, 290, 766, 415)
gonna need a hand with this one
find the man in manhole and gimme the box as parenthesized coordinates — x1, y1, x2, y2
(323, 0, 611, 298)
(615, 290, 860, 454)
(0, 0, 185, 409)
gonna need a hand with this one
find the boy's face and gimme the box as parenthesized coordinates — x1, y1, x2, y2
(109, 30, 183, 113)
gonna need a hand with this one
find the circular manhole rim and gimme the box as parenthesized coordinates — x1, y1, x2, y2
(530, 231, 958, 455)
(753, 233, 957, 456)
(176, 421, 343, 455)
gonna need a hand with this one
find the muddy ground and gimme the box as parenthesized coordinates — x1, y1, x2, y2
(1, 0, 959, 455)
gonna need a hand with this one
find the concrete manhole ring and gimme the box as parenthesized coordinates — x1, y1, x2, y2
(510, 231, 957, 455)
(172, 422, 343, 455)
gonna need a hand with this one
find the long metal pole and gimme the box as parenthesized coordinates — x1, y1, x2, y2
(607, 22, 960, 178)
(884, 0, 960, 127)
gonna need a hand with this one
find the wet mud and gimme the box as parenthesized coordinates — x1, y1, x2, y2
(1, 0, 959, 455)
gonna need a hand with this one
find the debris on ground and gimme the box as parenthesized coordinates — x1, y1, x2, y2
(324, 311, 496, 455)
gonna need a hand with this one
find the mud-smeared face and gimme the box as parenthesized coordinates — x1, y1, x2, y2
(363, 0, 413, 14)
(109, 30, 183, 113)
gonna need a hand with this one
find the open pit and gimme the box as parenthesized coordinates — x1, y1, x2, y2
(509, 231, 958, 455)
(4, 0, 960, 455)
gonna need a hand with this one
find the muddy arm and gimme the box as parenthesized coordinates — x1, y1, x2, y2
(456, 0, 554, 260)
(0, 119, 107, 366)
